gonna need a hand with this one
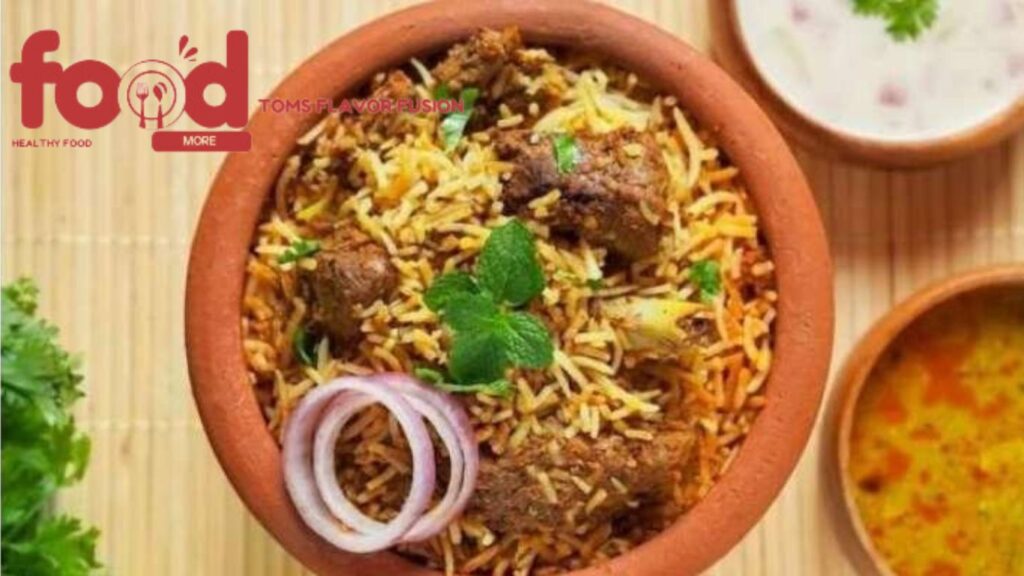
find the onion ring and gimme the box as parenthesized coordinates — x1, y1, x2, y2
(282, 377, 436, 553)
(373, 373, 479, 542)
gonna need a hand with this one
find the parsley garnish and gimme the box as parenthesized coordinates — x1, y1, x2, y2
(551, 134, 582, 174)
(440, 87, 480, 151)
(422, 219, 554, 396)
(278, 237, 320, 265)
(2, 279, 102, 575)
(690, 260, 722, 302)
(852, 0, 939, 41)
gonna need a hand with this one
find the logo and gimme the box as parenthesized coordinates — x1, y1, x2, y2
(9, 30, 250, 151)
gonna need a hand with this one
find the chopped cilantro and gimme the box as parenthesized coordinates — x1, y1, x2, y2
(292, 326, 317, 366)
(278, 237, 320, 265)
(551, 133, 582, 174)
(440, 87, 480, 151)
(691, 260, 722, 302)
(852, 0, 939, 41)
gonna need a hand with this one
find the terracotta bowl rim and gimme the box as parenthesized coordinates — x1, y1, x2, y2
(185, 1, 835, 575)
(709, 1, 1024, 168)
(830, 264, 1024, 576)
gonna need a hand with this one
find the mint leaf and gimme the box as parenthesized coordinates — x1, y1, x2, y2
(502, 312, 554, 369)
(449, 329, 509, 384)
(440, 87, 480, 151)
(476, 220, 545, 307)
(443, 292, 501, 333)
(852, 0, 938, 41)
(690, 260, 721, 302)
(278, 238, 320, 264)
(551, 134, 582, 174)
(423, 271, 479, 313)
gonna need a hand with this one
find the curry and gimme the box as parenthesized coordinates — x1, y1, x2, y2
(849, 289, 1024, 576)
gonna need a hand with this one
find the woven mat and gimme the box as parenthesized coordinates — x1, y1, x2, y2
(3, 1, 1022, 574)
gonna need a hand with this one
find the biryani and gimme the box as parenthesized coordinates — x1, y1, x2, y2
(241, 28, 777, 576)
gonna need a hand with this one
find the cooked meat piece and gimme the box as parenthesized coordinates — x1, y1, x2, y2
(432, 27, 523, 91)
(494, 129, 668, 259)
(307, 228, 397, 343)
(357, 70, 417, 140)
(469, 431, 696, 534)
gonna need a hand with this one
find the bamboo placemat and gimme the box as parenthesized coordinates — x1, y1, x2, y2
(3, 1, 1023, 574)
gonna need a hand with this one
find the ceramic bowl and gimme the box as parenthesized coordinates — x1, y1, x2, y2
(185, 1, 834, 574)
(709, 1, 1024, 168)
(827, 265, 1024, 575)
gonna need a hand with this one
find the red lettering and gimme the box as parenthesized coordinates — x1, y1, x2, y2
(9, 30, 64, 128)
(54, 60, 120, 128)
(184, 31, 248, 128)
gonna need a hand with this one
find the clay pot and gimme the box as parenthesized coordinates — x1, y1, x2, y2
(827, 265, 1024, 575)
(709, 1, 1024, 168)
(185, 1, 834, 574)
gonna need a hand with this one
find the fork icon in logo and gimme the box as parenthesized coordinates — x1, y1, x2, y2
(133, 79, 170, 129)
(135, 81, 149, 127)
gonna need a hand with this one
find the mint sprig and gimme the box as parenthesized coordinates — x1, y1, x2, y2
(422, 219, 554, 396)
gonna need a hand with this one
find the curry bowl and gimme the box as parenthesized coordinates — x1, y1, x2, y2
(184, 1, 834, 575)
(829, 265, 1024, 575)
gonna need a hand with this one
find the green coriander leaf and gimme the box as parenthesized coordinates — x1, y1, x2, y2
(690, 260, 722, 302)
(476, 219, 545, 307)
(4, 516, 100, 576)
(292, 326, 316, 366)
(852, 0, 939, 41)
(551, 133, 582, 174)
(586, 278, 605, 290)
(440, 87, 480, 151)
(432, 83, 451, 101)
(278, 238, 321, 265)
(423, 271, 479, 313)
(449, 329, 509, 384)
(2, 279, 101, 575)
(432, 379, 512, 398)
(443, 292, 502, 333)
(502, 312, 554, 369)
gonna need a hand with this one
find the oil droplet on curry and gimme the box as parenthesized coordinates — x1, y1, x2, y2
(850, 290, 1024, 576)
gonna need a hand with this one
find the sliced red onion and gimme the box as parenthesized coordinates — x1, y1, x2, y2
(282, 377, 436, 553)
(374, 373, 479, 542)
(282, 373, 480, 553)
